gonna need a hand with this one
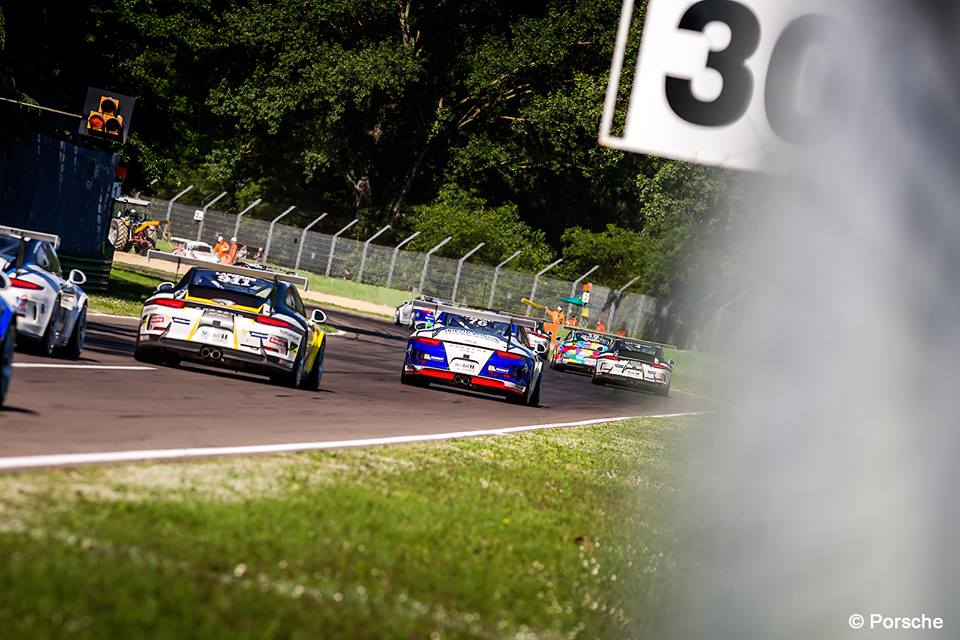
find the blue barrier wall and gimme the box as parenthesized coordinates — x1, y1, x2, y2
(0, 133, 118, 258)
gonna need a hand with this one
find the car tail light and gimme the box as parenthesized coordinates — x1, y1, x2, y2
(601, 355, 620, 363)
(9, 278, 42, 290)
(651, 361, 671, 370)
(416, 337, 442, 347)
(256, 315, 293, 329)
(153, 298, 186, 309)
(495, 350, 523, 360)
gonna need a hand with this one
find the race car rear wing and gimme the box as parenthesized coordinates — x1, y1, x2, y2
(559, 324, 677, 350)
(420, 302, 539, 331)
(0, 225, 61, 249)
(146, 250, 309, 289)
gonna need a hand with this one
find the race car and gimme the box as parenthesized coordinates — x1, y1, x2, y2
(401, 304, 546, 406)
(395, 296, 451, 327)
(134, 258, 327, 389)
(0, 226, 88, 358)
(550, 329, 612, 373)
(0, 274, 16, 407)
(499, 312, 551, 359)
(592, 339, 675, 397)
(171, 237, 220, 263)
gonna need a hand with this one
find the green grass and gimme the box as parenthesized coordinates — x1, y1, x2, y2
(303, 272, 410, 310)
(87, 266, 170, 317)
(0, 416, 695, 639)
(662, 348, 722, 398)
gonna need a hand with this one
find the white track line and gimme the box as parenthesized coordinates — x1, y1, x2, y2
(12, 364, 156, 371)
(0, 412, 717, 470)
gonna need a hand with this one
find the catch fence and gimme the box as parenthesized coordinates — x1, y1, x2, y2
(142, 198, 694, 346)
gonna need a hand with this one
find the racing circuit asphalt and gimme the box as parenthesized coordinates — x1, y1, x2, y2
(0, 309, 720, 468)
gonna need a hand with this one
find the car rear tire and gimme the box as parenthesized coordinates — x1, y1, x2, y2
(658, 384, 670, 398)
(35, 302, 59, 357)
(1, 323, 15, 407)
(400, 370, 426, 387)
(591, 374, 604, 385)
(57, 306, 86, 360)
(273, 353, 306, 388)
(300, 344, 325, 391)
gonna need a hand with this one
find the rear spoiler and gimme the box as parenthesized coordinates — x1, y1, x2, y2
(146, 250, 309, 289)
(0, 225, 61, 249)
(422, 302, 538, 330)
(560, 324, 677, 350)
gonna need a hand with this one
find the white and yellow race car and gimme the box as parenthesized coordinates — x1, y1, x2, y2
(135, 256, 327, 389)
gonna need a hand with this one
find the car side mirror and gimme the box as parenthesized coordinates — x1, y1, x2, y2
(156, 281, 175, 293)
(414, 321, 428, 331)
(668, 359, 676, 367)
(311, 308, 327, 324)
(68, 269, 87, 285)
(535, 343, 547, 354)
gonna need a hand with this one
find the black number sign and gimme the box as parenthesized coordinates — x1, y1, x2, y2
(665, 0, 761, 127)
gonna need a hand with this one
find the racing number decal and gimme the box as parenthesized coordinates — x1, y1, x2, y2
(665, 1, 847, 140)
(601, 0, 855, 170)
(665, 0, 760, 127)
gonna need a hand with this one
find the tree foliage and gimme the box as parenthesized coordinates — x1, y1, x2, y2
(0, 0, 737, 298)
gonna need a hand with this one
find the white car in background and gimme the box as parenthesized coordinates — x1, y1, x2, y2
(395, 296, 451, 327)
(0, 227, 88, 358)
(171, 237, 220, 263)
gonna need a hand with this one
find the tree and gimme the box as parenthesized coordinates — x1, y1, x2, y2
(406, 186, 553, 271)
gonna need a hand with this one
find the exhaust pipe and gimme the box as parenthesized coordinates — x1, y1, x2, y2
(454, 374, 470, 385)
(200, 347, 211, 358)
(199, 347, 222, 360)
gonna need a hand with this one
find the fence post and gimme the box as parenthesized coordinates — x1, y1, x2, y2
(233, 198, 263, 239)
(263, 205, 296, 263)
(527, 259, 563, 313)
(195, 191, 228, 242)
(568, 265, 599, 317)
(357, 224, 392, 283)
(487, 250, 521, 309)
(607, 275, 642, 327)
(451, 242, 485, 304)
(324, 218, 359, 277)
(164, 184, 194, 235)
(294, 213, 328, 273)
(418, 236, 452, 294)
(386, 231, 421, 289)
(711, 291, 746, 351)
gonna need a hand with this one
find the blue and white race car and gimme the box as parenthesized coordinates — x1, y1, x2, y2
(401, 304, 546, 406)
(0, 227, 88, 358)
(0, 273, 16, 407)
(394, 296, 451, 328)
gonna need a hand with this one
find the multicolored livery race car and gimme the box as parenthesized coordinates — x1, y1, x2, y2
(550, 329, 612, 373)
(0, 226, 88, 358)
(135, 254, 327, 389)
(401, 304, 546, 406)
(592, 339, 675, 397)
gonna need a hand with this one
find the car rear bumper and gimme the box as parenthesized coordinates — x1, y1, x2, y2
(594, 372, 669, 391)
(403, 364, 527, 396)
(138, 335, 293, 376)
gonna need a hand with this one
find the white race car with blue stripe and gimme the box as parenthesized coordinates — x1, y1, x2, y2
(0, 227, 88, 358)
(401, 304, 546, 406)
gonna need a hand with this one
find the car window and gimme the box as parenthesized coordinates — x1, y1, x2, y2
(289, 287, 306, 316)
(35, 244, 51, 270)
(44, 244, 62, 276)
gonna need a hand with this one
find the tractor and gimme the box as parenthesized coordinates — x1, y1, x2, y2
(109, 196, 163, 255)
